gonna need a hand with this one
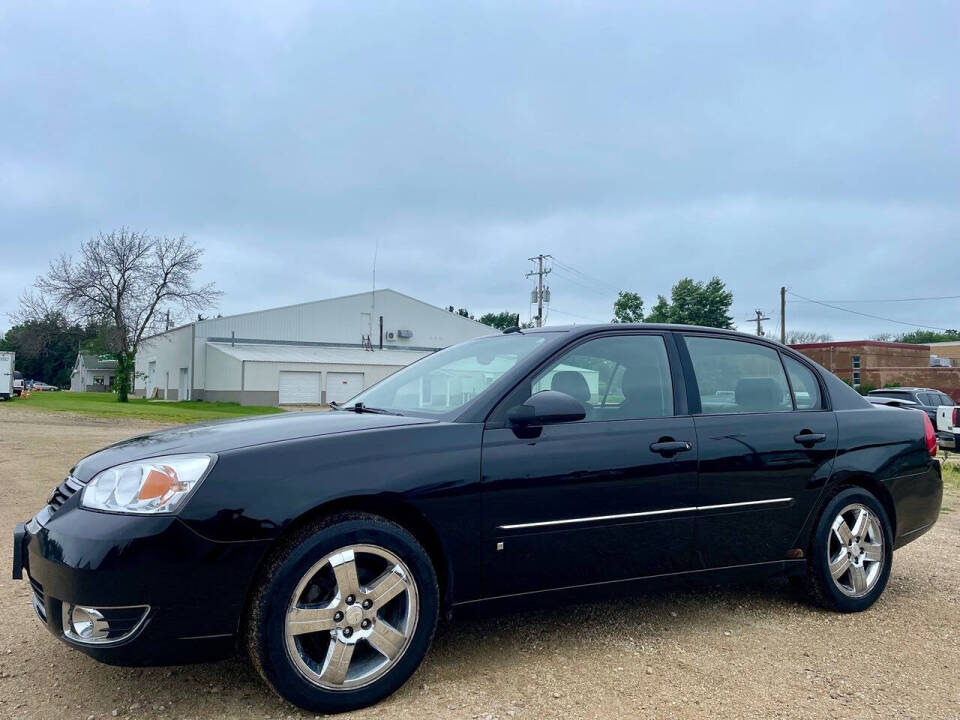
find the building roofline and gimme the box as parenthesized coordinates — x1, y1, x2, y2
(198, 288, 494, 330)
(790, 340, 930, 351)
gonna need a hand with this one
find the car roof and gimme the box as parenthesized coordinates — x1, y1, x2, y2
(868, 387, 939, 394)
(866, 396, 918, 405)
(525, 323, 783, 343)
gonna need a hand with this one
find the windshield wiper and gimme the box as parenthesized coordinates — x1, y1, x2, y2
(350, 402, 403, 416)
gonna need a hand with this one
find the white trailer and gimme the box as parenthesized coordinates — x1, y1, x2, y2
(0, 351, 14, 400)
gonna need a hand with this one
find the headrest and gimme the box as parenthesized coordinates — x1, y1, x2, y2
(621, 367, 666, 415)
(551, 371, 591, 403)
(735, 377, 781, 411)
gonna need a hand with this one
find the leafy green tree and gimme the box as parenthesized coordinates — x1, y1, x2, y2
(645, 295, 671, 323)
(896, 329, 960, 344)
(637, 276, 734, 329)
(611, 291, 644, 323)
(446, 306, 474, 320)
(478, 311, 520, 331)
(0, 313, 107, 387)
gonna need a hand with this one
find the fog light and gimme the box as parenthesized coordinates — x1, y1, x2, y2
(63, 604, 111, 642)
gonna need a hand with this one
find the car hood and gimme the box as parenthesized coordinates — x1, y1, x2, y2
(71, 410, 436, 480)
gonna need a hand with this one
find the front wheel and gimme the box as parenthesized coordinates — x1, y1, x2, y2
(804, 487, 893, 612)
(246, 513, 439, 713)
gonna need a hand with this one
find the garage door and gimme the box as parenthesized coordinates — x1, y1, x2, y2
(279, 371, 322, 405)
(326, 372, 364, 405)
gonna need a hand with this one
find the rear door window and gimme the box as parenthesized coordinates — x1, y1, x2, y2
(684, 336, 792, 414)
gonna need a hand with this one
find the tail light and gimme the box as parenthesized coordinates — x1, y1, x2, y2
(953, 407, 958, 428)
(922, 412, 937, 457)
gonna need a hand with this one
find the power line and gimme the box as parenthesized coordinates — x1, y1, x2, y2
(550, 257, 621, 294)
(788, 294, 960, 304)
(549, 266, 612, 297)
(786, 290, 957, 332)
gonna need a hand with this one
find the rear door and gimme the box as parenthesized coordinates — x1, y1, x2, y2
(680, 335, 838, 569)
(481, 331, 698, 597)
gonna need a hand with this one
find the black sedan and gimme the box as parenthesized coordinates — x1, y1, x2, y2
(13, 325, 942, 713)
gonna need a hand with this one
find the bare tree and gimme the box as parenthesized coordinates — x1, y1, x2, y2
(18, 229, 220, 401)
(785, 330, 833, 344)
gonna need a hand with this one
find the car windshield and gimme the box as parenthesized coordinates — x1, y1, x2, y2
(346, 333, 549, 416)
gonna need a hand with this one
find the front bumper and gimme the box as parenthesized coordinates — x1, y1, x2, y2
(14, 505, 271, 666)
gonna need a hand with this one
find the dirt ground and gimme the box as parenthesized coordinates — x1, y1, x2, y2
(1, 405, 959, 720)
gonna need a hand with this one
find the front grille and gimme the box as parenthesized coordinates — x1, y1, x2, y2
(47, 475, 86, 514)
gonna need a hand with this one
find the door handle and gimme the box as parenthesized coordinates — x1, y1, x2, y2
(793, 431, 827, 446)
(649, 440, 693, 457)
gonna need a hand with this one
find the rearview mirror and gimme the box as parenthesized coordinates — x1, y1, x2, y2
(507, 390, 586, 427)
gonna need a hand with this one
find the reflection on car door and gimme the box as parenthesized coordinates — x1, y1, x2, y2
(480, 332, 699, 597)
(681, 335, 838, 569)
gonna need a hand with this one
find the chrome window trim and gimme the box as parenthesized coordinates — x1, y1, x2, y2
(498, 497, 794, 530)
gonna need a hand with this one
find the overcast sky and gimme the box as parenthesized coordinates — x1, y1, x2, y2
(1, 1, 958, 339)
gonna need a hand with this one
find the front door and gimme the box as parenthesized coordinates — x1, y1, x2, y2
(481, 332, 698, 597)
(680, 335, 838, 569)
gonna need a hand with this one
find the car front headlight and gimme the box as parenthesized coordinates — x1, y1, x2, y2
(80, 454, 215, 514)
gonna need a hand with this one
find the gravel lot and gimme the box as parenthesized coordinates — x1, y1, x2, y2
(2, 405, 959, 720)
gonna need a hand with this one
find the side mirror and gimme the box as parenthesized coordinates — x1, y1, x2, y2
(507, 390, 586, 427)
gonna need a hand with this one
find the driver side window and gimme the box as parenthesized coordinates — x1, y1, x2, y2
(501, 334, 674, 422)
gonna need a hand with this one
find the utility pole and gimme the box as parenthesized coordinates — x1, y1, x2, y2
(780, 286, 786, 344)
(752, 309, 771, 337)
(526, 254, 552, 327)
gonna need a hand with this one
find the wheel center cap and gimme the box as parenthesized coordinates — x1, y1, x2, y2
(850, 543, 861, 558)
(345, 605, 363, 626)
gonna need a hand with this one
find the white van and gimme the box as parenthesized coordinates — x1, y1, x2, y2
(0, 351, 14, 400)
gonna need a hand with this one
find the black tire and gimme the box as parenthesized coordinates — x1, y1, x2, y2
(246, 512, 439, 714)
(804, 487, 893, 612)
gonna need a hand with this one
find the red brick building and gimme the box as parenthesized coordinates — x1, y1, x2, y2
(790, 340, 960, 400)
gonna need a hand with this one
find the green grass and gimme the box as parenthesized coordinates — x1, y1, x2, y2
(10, 391, 284, 423)
(939, 456, 960, 491)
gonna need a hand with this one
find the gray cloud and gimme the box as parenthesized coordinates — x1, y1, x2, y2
(1, 1, 958, 338)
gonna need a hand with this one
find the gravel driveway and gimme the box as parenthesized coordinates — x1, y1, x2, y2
(2, 406, 958, 719)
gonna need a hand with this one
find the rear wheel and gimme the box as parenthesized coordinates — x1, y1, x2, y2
(804, 487, 893, 612)
(247, 513, 439, 713)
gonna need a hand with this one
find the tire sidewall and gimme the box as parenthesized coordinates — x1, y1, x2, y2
(811, 487, 893, 612)
(255, 518, 439, 714)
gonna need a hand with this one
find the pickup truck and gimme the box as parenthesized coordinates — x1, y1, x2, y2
(936, 404, 960, 449)
(868, 387, 953, 424)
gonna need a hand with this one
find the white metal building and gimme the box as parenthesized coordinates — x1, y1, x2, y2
(134, 289, 493, 405)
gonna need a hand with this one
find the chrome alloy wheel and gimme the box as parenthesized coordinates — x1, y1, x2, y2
(827, 503, 885, 598)
(283, 544, 419, 691)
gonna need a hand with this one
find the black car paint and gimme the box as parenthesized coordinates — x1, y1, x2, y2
(15, 325, 942, 666)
